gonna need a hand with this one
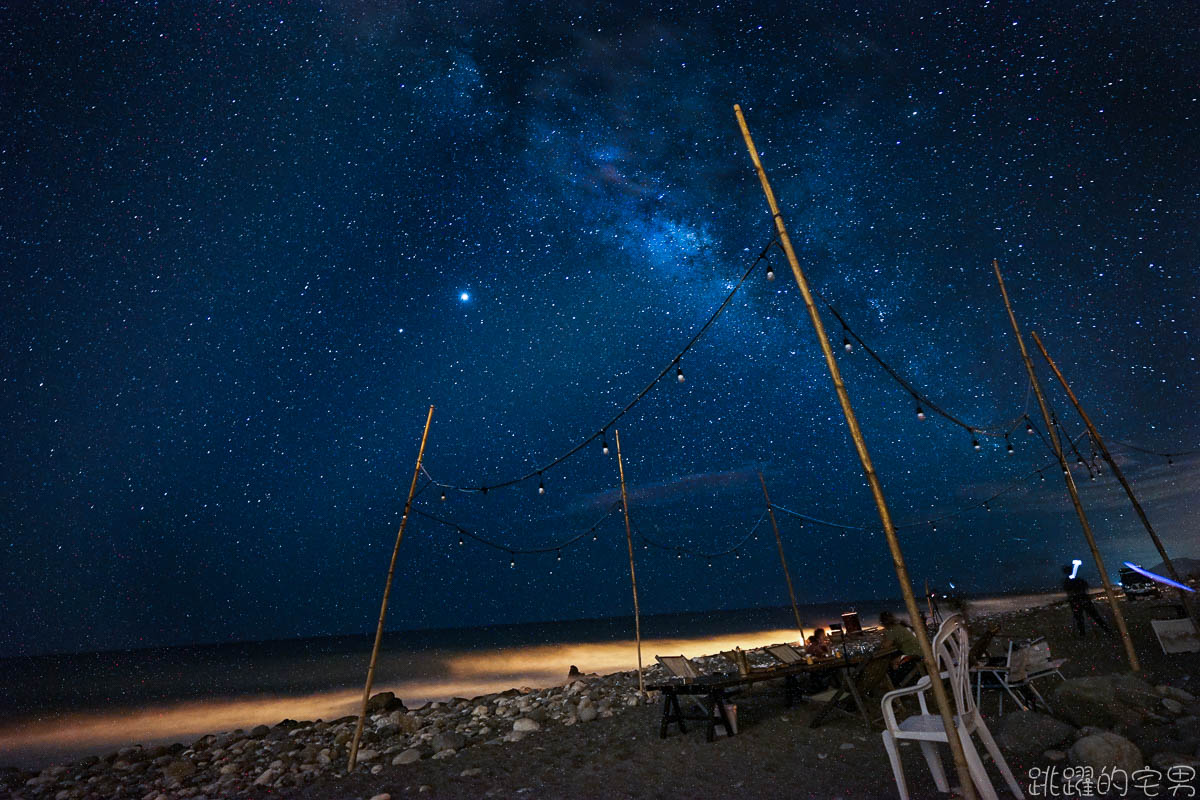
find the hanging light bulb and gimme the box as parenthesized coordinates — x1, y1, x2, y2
(1076, 455, 1085, 467)
(1089, 471, 1096, 481)
(983, 500, 991, 512)
(1039, 470, 1046, 482)
(1006, 436, 1014, 456)
(676, 549, 682, 560)
(458, 536, 464, 546)
(509, 555, 515, 568)
(735, 550, 741, 560)
(440, 490, 447, 502)
(915, 399, 926, 421)
(843, 332, 853, 352)
(707, 558, 713, 568)
(930, 521, 937, 532)
(972, 435, 981, 451)
(592, 532, 598, 542)
(1026, 419, 1034, 435)
(556, 550, 562, 561)
(601, 432, 610, 455)
(676, 363, 685, 383)
(538, 475, 545, 495)
(765, 262, 775, 281)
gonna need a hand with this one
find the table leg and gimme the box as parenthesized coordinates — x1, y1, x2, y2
(660, 691, 686, 738)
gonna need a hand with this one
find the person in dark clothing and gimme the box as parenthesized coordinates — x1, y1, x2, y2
(1062, 564, 1111, 636)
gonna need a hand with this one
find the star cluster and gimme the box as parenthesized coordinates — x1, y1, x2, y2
(1, 1, 1196, 656)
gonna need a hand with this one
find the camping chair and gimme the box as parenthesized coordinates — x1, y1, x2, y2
(881, 615, 1024, 800)
(973, 638, 1066, 715)
(809, 648, 896, 730)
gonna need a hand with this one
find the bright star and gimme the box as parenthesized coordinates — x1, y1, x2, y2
(459, 292, 470, 302)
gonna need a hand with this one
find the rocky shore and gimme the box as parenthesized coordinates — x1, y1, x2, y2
(4, 597, 1198, 799)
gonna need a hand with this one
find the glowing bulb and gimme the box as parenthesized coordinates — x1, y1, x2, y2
(843, 335, 852, 353)
(510, 558, 515, 568)
(734, 550, 741, 560)
(766, 263, 775, 281)
(983, 501, 991, 512)
(440, 491, 447, 502)
(538, 476, 545, 495)
(676, 550, 682, 560)
(556, 550, 561, 561)
(1006, 438, 1014, 455)
(1026, 420, 1034, 435)
(1039, 471, 1046, 481)
(916, 403, 926, 421)
(707, 558, 713, 568)
(458, 536, 463, 546)
(972, 437, 981, 451)
(676, 364, 685, 383)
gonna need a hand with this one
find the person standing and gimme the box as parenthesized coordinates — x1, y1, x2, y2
(1062, 564, 1112, 637)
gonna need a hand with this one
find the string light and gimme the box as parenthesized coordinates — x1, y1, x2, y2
(842, 330, 853, 352)
(676, 362, 685, 383)
(556, 550, 562, 561)
(509, 556, 516, 569)
(1006, 435, 1014, 456)
(765, 262, 775, 281)
(538, 474, 545, 495)
(983, 500, 991, 512)
(930, 521, 937, 532)
(915, 398, 926, 421)
(972, 434, 982, 452)
(458, 536, 463, 546)
(441, 490, 447, 502)
(601, 432, 610, 456)
(1026, 418, 1034, 435)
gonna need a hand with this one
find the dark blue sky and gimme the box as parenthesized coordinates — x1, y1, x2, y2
(2, 1, 1197, 657)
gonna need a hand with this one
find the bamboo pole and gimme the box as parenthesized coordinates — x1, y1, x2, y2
(1031, 330, 1199, 631)
(992, 261, 1140, 672)
(757, 470, 805, 638)
(614, 428, 645, 701)
(734, 104, 978, 800)
(347, 405, 435, 771)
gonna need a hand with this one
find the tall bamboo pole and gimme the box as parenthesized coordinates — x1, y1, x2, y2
(348, 405, 435, 771)
(1031, 330, 1199, 631)
(614, 429, 645, 701)
(992, 261, 1140, 671)
(734, 104, 978, 800)
(757, 470, 805, 638)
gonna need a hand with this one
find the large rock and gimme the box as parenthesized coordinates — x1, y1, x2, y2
(1053, 674, 1156, 728)
(162, 758, 197, 782)
(512, 718, 541, 733)
(577, 704, 598, 723)
(392, 749, 422, 765)
(1069, 732, 1143, 773)
(366, 691, 406, 714)
(992, 711, 1075, 755)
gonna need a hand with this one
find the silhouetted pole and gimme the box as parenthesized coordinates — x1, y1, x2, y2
(992, 261, 1140, 672)
(734, 104, 978, 800)
(348, 405, 435, 771)
(614, 428, 645, 701)
(1032, 330, 1199, 631)
(758, 470, 805, 638)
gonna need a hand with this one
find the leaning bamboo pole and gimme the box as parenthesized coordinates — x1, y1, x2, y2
(348, 405, 435, 771)
(614, 429, 645, 701)
(992, 261, 1140, 672)
(734, 104, 978, 800)
(758, 470, 805, 638)
(1031, 330, 1199, 631)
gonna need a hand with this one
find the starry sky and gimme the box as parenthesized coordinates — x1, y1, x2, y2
(2, 1, 1197, 658)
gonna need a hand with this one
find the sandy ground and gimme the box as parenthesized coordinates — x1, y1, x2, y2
(252, 595, 1198, 800)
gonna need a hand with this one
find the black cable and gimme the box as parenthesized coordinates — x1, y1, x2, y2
(411, 499, 622, 555)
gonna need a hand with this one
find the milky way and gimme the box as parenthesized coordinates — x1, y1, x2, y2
(2, 2, 1197, 656)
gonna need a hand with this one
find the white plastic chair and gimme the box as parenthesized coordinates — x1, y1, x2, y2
(880, 615, 1025, 800)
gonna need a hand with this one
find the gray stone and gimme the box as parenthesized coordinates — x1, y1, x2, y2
(369, 794, 393, 800)
(163, 758, 196, 782)
(1053, 675, 1154, 728)
(253, 768, 279, 786)
(993, 711, 1075, 755)
(1159, 686, 1196, 704)
(356, 749, 379, 763)
(430, 731, 466, 752)
(577, 704, 598, 723)
(513, 717, 541, 733)
(1163, 698, 1185, 715)
(1069, 732, 1142, 773)
(249, 724, 270, 739)
(461, 767, 483, 777)
(392, 749, 422, 765)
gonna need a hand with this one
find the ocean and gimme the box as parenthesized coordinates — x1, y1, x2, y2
(0, 594, 1056, 769)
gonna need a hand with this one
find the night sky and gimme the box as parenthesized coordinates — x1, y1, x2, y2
(3, 2, 1197, 658)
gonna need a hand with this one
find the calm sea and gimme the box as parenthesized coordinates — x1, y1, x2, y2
(0, 594, 1054, 769)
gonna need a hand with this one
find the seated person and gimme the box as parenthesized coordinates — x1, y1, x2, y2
(806, 627, 832, 658)
(878, 611, 923, 685)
